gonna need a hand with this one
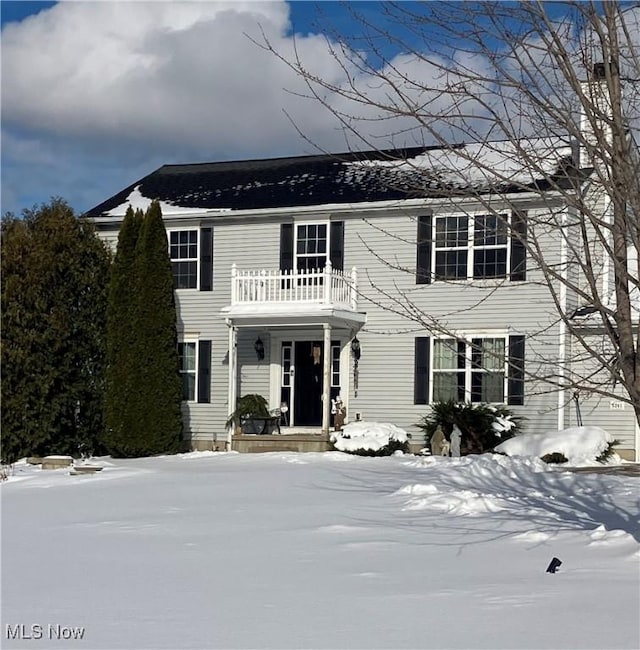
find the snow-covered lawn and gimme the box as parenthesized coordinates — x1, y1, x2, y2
(2, 451, 639, 649)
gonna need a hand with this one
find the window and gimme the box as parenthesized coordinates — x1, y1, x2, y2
(296, 223, 328, 272)
(178, 342, 197, 401)
(178, 340, 212, 403)
(473, 216, 508, 278)
(432, 339, 466, 401)
(434, 214, 508, 280)
(432, 337, 507, 403)
(331, 344, 341, 387)
(282, 344, 292, 387)
(470, 338, 506, 402)
(417, 211, 526, 284)
(281, 222, 344, 274)
(415, 334, 524, 405)
(434, 216, 469, 280)
(170, 230, 198, 289)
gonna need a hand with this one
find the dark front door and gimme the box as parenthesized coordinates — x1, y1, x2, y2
(294, 341, 323, 426)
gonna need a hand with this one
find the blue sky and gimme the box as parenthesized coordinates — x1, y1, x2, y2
(1, 1, 636, 216)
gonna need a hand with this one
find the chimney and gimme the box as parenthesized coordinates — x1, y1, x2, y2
(579, 61, 614, 166)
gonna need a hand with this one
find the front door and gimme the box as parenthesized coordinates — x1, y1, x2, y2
(280, 340, 341, 427)
(294, 341, 323, 426)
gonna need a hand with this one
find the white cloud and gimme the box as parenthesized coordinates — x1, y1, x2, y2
(1, 1, 356, 156)
(2, 0, 388, 212)
(3, 1, 637, 215)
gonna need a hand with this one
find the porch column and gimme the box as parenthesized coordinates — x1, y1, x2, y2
(322, 323, 332, 434)
(227, 321, 238, 448)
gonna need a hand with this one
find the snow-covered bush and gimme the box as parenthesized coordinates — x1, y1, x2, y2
(417, 401, 522, 454)
(331, 422, 409, 456)
(495, 426, 620, 466)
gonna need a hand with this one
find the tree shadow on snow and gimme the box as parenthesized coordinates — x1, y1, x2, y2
(311, 456, 640, 545)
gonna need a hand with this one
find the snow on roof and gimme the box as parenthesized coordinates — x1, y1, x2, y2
(342, 137, 572, 189)
(87, 138, 579, 218)
(105, 185, 222, 217)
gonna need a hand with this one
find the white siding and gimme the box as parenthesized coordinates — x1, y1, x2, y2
(94, 196, 636, 458)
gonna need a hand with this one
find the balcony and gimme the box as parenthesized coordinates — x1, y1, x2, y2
(222, 262, 364, 327)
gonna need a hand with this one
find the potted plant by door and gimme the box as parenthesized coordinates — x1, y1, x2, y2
(226, 394, 275, 435)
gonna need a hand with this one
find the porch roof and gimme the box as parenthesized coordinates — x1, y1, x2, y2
(221, 303, 366, 329)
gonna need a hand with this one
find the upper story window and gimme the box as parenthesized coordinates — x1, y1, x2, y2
(170, 230, 198, 289)
(280, 221, 344, 274)
(296, 223, 328, 272)
(417, 211, 526, 284)
(168, 227, 213, 291)
(434, 214, 508, 280)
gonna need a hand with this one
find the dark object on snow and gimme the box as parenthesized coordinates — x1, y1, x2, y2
(546, 557, 562, 573)
(541, 452, 568, 464)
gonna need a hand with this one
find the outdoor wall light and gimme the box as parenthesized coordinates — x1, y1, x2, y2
(351, 336, 361, 361)
(254, 337, 265, 361)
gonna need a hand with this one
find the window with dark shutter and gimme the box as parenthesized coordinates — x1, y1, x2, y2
(200, 228, 213, 291)
(197, 340, 212, 404)
(280, 223, 294, 272)
(510, 210, 527, 282)
(170, 230, 198, 289)
(414, 337, 431, 404)
(507, 335, 525, 405)
(416, 215, 432, 284)
(330, 221, 344, 270)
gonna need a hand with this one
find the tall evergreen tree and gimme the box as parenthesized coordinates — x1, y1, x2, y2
(1, 199, 111, 463)
(103, 206, 143, 456)
(104, 201, 182, 457)
(132, 200, 183, 455)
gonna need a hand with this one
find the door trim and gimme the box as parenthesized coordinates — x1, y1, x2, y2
(269, 331, 349, 428)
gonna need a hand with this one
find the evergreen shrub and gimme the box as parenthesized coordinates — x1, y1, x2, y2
(417, 400, 523, 454)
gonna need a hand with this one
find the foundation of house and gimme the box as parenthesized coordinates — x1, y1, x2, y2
(188, 432, 427, 455)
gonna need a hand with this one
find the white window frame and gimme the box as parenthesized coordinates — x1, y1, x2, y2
(431, 332, 510, 404)
(433, 212, 511, 281)
(178, 339, 199, 402)
(331, 343, 341, 387)
(168, 228, 199, 290)
(294, 219, 330, 273)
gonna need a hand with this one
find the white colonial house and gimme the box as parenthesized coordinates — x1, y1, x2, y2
(86, 135, 639, 460)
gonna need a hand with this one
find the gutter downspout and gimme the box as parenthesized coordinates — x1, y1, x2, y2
(558, 208, 568, 430)
(227, 320, 238, 450)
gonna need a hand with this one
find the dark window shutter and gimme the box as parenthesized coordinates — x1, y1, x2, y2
(416, 215, 432, 284)
(199, 228, 213, 291)
(330, 221, 344, 271)
(507, 335, 525, 405)
(510, 211, 527, 282)
(414, 337, 431, 404)
(197, 340, 212, 403)
(280, 223, 294, 272)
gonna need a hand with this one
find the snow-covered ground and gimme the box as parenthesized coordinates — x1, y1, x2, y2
(2, 450, 639, 649)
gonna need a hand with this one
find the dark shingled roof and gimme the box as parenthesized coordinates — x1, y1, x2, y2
(85, 142, 580, 218)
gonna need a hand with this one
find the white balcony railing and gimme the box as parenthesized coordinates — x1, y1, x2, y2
(231, 262, 358, 311)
